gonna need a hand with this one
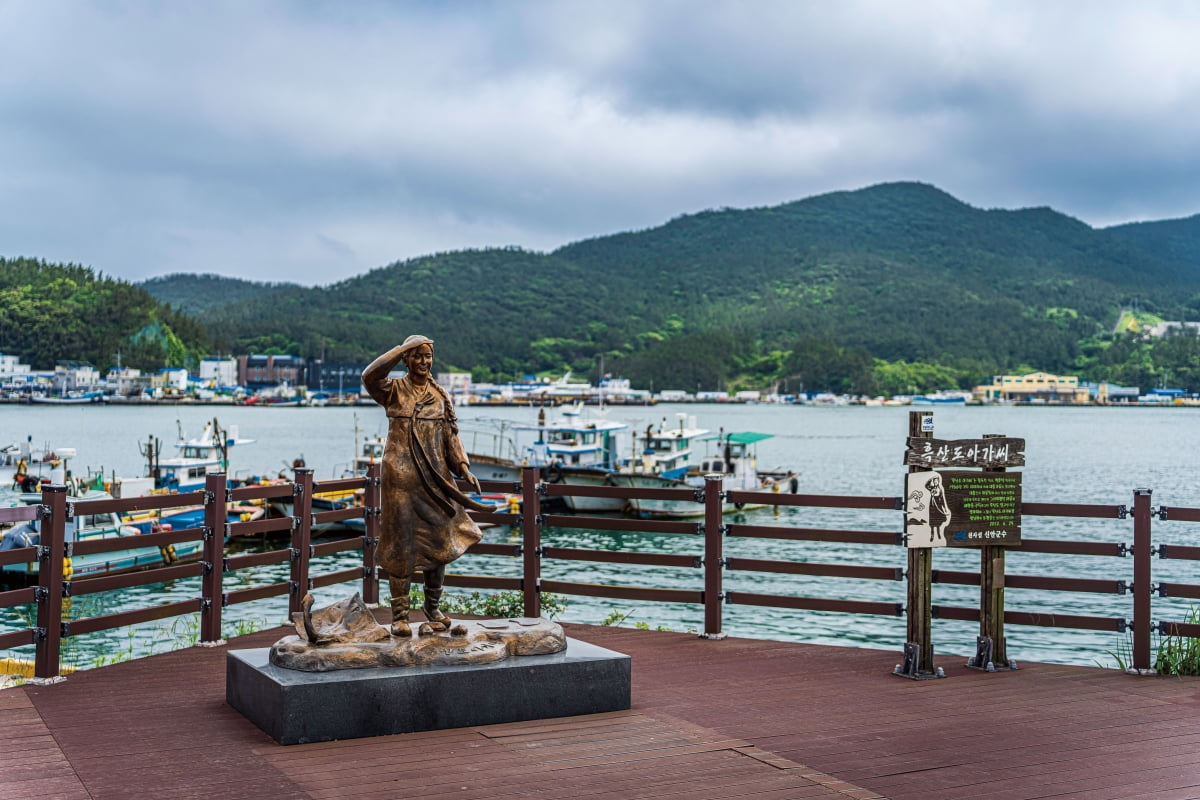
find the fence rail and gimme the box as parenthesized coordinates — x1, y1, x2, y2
(4, 464, 1200, 682)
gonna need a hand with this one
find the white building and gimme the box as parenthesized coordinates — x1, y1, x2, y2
(199, 357, 238, 388)
(1148, 321, 1200, 338)
(0, 353, 32, 387)
(105, 366, 146, 396)
(53, 361, 99, 393)
(157, 367, 190, 392)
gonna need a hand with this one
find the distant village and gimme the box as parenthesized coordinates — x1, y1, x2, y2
(0, 352, 1195, 407)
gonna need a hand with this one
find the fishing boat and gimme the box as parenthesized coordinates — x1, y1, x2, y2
(464, 405, 632, 513)
(143, 418, 256, 492)
(3, 438, 77, 493)
(0, 490, 205, 582)
(121, 496, 265, 535)
(910, 391, 970, 405)
(608, 416, 799, 519)
(29, 391, 106, 405)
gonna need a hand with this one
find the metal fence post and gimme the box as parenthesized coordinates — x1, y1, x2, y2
(362, 462, 381, 605)
(701, 474, 726, 639)
(1132, 488, 1153, 672)
(521, 467, 542, 618)
(199, 472, 228, 645)
(290, 468, 314, 617)
(31, 484, 67, 684)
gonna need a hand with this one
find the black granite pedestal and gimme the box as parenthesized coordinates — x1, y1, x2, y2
(226, 637, 631, 745)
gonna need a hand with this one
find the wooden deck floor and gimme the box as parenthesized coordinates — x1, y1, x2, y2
(6, 621, 1200, 800)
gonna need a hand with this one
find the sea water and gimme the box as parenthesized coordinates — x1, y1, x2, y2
(2, 402, 1198, 670)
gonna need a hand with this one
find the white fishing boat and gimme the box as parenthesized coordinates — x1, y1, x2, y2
(464, 406, 632, 513)
(3, 439, 77, 494)
(609, 416, 799, 519)
(143, 418, 256, 492)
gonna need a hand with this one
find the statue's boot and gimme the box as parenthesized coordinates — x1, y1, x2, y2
(388, 577, 412, 637)
(422, 565, 452, 631)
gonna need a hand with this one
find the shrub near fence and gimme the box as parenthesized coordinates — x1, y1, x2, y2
(4, 464, 1200, 681)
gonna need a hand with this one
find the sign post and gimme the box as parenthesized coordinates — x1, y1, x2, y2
(895, 411, 942, 680)
(974, 434, 1018, 671)
(902, 428, 1025, 674)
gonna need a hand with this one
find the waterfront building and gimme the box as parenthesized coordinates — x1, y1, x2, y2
(0, 353, 32, 389)
(155, 367, 190, 394)
(437, 372, 472, 401)
(307, 360, 367, 396)
(105, 366, 151, 397)
(1139, 387, 1189, 404)
(53, 360, 100, 393)
(973, 371, 1090, 404)
(1081, 381, 1140, 404)
(198, 357, 238, 388)
(238, 354, 306, 391)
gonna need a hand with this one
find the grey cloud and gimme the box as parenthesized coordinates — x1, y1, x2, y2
(3, 1, 1200, 285)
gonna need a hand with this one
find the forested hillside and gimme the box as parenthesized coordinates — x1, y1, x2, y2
(151, 182, 1200, 392)
(0, 257, 208, 370)
(140, 273, 299, 316)
(7, 181, 1200, 392)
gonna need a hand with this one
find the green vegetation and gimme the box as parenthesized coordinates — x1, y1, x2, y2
(405, 588, 567, 619)
(1156, 607, 1200, 676)
(601, 607, 694, 633)
(0, 257, 208, 371)
(10, 181, 1200, 390)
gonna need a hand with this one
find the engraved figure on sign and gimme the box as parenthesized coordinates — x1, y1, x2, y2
(925, 474, 950, 543)
(362, 335, 489, 637)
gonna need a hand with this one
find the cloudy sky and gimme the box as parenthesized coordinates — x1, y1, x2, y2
(3, 1, 1200, 286)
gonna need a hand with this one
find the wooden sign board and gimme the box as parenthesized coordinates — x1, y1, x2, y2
(904, 437, 1025, 469)
(905, 470, 1022, 548)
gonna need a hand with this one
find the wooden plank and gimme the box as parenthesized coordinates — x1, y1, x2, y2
(9, 619, 1200, 800)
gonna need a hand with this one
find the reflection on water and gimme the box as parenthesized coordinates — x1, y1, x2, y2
(3, 403, 1200, 671)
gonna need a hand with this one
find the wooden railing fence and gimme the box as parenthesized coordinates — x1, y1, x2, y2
(3, 464, 1200, 682)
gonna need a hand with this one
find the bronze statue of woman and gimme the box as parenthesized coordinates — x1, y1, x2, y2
(362, 335, 489, 636)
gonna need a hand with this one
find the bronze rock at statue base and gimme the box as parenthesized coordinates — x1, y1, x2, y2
(270, 614, 567, 672)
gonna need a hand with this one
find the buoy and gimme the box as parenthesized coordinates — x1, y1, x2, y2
(62, 557, 73, 580)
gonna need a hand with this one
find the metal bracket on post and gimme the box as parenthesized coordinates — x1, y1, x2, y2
(965, 634, 1018, 671)
(893, 641, 945, 680)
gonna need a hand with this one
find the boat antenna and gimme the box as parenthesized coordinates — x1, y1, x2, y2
(213, 417, 229, 472)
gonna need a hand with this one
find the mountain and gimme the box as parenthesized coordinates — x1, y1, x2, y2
(140, 273, 301, 316)
(0, 180, 1188, 391)
(137, 181, 1200, 391)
